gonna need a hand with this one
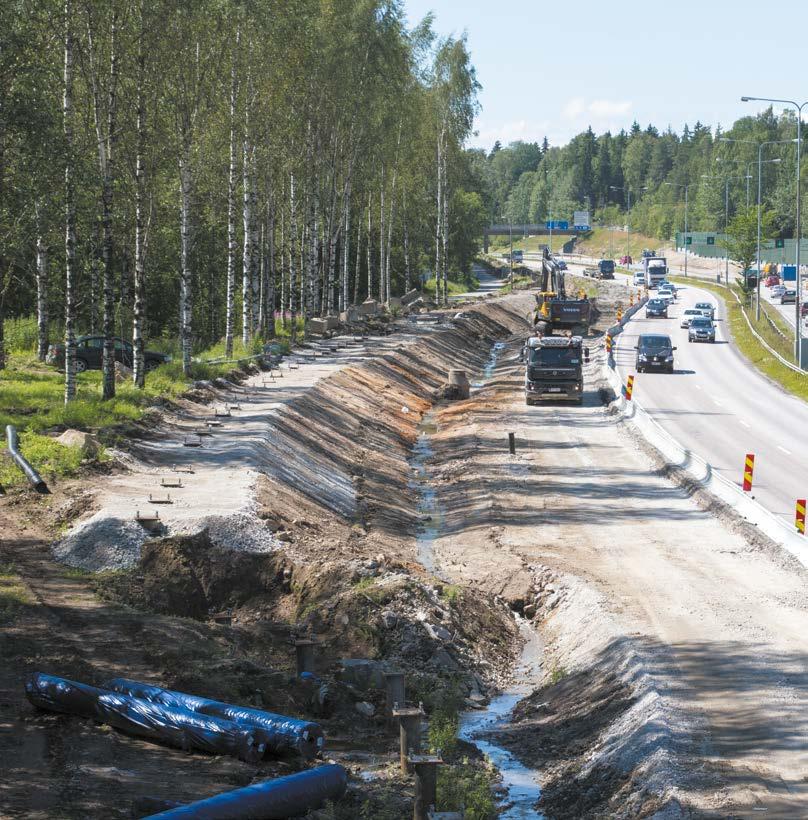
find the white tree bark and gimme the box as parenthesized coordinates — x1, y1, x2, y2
(289, 173, 298, 342)
(366, 191, 372, 299)
(35, 202, 49, 362)
(241, 73, 253, 346)
(179, 137, 193, 377)
(378, 165, 385, 303)
(441, 147, 449, 305)
(132, 3, 147, 388)
(225, 25, 240, 358)
(435, 131, 443, 305)
(63, 0, 77, 403)
(403, 189, 411, 293)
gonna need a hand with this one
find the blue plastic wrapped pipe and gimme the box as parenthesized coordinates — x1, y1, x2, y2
(95, 693, 265, 762)
(25, 672, 108, 718)
(141, 764, 348, 819)
(25, 673, 264, 763)
(105, 678, 324, 758)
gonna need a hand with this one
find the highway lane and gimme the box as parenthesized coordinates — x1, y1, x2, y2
(614, 281, 808, 531)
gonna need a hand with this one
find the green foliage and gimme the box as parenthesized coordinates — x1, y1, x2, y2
(0, 430, 89, 488)
(548, 662, 568, 684)
(721, 209, 777, 297)
(428, 709, 459, 758)
(437, 764, 498, 820)
(421, 276, 480, 298)
(440, 584, 462, 606)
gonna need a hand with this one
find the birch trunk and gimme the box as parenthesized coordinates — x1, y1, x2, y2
(132, 9, 147, 388)
(341, 182, 350, 312)
(366, 191, 372, 300)
(280, 202, 287, 329)
(353, 201, 362, 305)
(35, 202, 49, 361)
(225, 25, 239, 358)
(378, 165, 385, 303)
(267, 197, 275, 337)
(241, 89, 253, 345)
(442, 147, 449, 306)
(403, 190, 410, 293)
(64, 0, 77, 403)
(289, 173, 298, 343)
(435, 133, 443, 305)
(179, 136, 193, 377)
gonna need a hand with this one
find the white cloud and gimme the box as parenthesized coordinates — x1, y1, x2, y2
(470, 118, 552, 149)
(588, 99, 632, 118)
(562, 98, 586, 120)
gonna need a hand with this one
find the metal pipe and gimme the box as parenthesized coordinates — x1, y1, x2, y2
(6, 425, 48, 493)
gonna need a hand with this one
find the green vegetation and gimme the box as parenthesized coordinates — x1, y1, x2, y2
(548, 661, 568, 685)
(422, 275, 481, 298)
(440, 584, 462, 606)
(499, 275, 534, 294)
(0, 563, 31, 623)
(437, 765, 498, 819)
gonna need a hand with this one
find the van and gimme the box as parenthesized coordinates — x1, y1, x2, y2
(635, 334, 676, 373)
(633, 271, 645, 286)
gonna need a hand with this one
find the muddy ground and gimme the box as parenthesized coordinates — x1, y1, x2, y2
(0, 297, 536, 819)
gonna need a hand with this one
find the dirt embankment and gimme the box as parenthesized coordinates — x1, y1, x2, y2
(0, 296, 536, 818)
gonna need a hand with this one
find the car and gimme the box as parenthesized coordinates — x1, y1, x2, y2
(680, 308, 703, 328)
(694, 302, 715, 320)
(642, 249, 657, 258)
(657, 288, 676, 304)
(780, 289, 797, 304)
(633, 272, 646, 286)
(770, 284, 787, 298)
(658, 281, 677, 294)
(688, 317, 716, 343)
(635, 334, 676, 373)
(765, 274, 781, 287)
(620, 254, 633, 265)
(46, 335, 172, 373)
(645, 298, 668, 318)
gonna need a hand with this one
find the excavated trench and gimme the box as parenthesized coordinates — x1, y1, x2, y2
(408, 334, 547, 817)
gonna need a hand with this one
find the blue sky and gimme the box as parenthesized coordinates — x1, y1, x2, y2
(405, 0, 808, 151)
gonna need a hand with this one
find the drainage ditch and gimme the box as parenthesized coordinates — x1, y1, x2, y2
(409, 338, 546, 817)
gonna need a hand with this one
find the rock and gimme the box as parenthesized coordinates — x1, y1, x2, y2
(276, 531, 293, 543)
(55, 429, 100, 458)
(523, 603, 537, 618)
(429, 648, 460, 672)
(380, 610, 398, 629)
(425, 623, 452, 642)
(354, 701, 376, 719)
(114, 361, 133, 382)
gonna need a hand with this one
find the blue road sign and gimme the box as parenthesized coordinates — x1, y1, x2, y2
(573, 225, 590, 232)
(545, 220, 569, 230)
(782, 264, 797, 281)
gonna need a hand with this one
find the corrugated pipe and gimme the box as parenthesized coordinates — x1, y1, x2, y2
(6, 425, 48, 493)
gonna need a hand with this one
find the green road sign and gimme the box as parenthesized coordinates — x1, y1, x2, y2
(706, 236, 715, 245)
(775, 238, 785, 248)
(685, 236, 692, 245)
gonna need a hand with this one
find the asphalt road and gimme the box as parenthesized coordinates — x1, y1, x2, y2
(614, 280, 808, 532)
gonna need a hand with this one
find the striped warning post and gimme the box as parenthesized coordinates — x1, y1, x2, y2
(742, 453, 755, 492)
(605, 334, 613, 353)
(797, 499, 806, 534)
(625, 374, 634, 401)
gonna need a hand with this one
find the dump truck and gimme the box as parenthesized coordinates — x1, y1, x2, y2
(532, 247, 592, 336)
(524, 335, 589, 405)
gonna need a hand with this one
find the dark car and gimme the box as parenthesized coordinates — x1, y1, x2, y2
(688, 317, 715, 343)
(47, 336, 172, 373)
(781, 289, 797, 304)
(635, 334, 676, 373)
(645, 298, 668, 318)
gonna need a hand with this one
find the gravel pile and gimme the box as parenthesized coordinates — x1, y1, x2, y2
(176, 512, 279, 554)
(52, 512, 148, 571)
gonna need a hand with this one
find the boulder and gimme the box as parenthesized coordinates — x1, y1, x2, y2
(359, 298, 379, 317)
(55, 429, 100, 458)
(339, 659, 386, 690)
(307, 317, 327, 335)
(354, 701, 376, 719)
(114, 361, 133, 382)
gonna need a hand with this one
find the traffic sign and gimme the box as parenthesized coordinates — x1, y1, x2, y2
(685, 236, 692, 245)
(706, 236, 715, 245)
(545, 220, 569, 230)
(783, 265, 797, 281)
(775, 238, 785, 248)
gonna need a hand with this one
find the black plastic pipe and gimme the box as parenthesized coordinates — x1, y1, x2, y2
(6, 425, 48, 493)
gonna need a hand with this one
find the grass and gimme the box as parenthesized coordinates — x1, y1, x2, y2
(0, 563, 32, 623)
(440, 584, 462, 606)
(422, 275, 481, 298)
(490, 227, 669, 261)
(499, 275, 534, 294)
(670, 275, 808, 400)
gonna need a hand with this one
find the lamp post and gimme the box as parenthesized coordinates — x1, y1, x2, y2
(702, 173, 751, 285)
(742, 96, 807, 367)
(663, 182, 690, 278)
(719, 137, 795, 318)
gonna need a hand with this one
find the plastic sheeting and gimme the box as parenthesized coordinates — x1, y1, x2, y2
(141, 764, 348, 819)
(24, 673, 263, 763)
(105, 677, 324, 758)
(95, 693, 263, 762)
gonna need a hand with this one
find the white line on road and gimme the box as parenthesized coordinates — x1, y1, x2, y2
(713, 398, 723, 407)
(777, 445, 793, 455)
(739, 420, 751, 429)
(694, 385, 702, 391)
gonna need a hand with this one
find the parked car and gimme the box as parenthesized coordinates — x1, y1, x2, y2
(688, 317, 716, 343)
(645, 298, 668, 318)
(780, 289, 797, 304)
(46, 336, 172, 373)
(680, 308, 703, 328)
(694, 302, 715, 320)
(620, 254, 633, 265)
(635, 334, 676, 373)
(765, 274, 781, 287)
(770, 284, 787, 298)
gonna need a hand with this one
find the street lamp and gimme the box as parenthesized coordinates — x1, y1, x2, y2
(716, 156, 755, 209)
(663, 182, 691, 278)
(742, 95, 808, 366)
(702, 173, 751, 285)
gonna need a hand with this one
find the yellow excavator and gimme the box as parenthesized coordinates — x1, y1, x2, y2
(532, 247, 592, 337)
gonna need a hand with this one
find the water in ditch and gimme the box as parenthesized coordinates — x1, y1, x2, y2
(409, 339, 545, 817)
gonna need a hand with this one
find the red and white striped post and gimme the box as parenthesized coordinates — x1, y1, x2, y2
(624, 374, 635, 401)
(742, 453, 755, 492)
(797, 499, 806, 535)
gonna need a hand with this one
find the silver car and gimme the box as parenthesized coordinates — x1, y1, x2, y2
(680, 308, 703, 328)
(695, 301, 715, 319)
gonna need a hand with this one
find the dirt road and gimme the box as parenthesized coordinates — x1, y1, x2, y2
(423, 308, 808, 817)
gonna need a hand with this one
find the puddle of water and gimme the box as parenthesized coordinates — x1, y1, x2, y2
(459, 618, 545, 818)
(472, 341, 508, 388)
(408, 411, 445, 578)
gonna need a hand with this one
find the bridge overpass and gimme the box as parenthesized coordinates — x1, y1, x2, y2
(483, 223, 581, 253)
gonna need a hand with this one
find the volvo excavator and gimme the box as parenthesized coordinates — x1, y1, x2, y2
(531, 247, 591, 337)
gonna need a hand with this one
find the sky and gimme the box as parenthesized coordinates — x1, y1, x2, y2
(404, 0, 808, 152)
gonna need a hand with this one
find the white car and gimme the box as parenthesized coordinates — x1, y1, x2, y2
(680, 308, 703, 328)
(771, 284, 787, 298)
(657, 290, 675, 305)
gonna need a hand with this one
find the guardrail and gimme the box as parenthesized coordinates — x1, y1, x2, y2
(603, 336, 808, 569)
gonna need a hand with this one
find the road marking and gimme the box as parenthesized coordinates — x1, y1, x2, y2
(739, 420, 751, 428)
(777, 445, 792, 455)
(694, 384, 702, 391)
(712, 398, 723, 406)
